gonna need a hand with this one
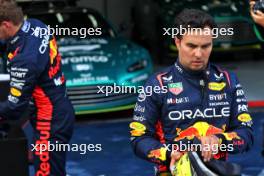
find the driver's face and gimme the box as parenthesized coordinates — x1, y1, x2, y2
(175, 28, 213, 71)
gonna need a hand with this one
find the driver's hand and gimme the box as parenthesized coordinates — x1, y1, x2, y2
(200, 135, 220, 162)
(250, 0, 264, 27)
(170, 150, 183, 175)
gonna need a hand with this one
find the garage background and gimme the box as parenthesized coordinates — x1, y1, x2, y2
(10, 0, 264, 175)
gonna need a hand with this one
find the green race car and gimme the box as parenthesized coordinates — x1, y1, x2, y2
(157, 0, 264, 61)
(23, 6, 153, 114)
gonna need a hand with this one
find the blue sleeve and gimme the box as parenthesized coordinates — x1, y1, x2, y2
(129, 75, 171, 164)
(0, 52, 38, 119)
(216, 72, 254, 153)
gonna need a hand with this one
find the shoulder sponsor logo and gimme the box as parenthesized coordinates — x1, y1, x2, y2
(208, 82, 226, 91)
(8, 95, 19, 104)
(236, 98, 247, 103)
(168, 107, 230, 120)
(162, 75, 173, 82)
(175, 63, 183, 73)
(39, 34, 49, 54)
(167, 97, 189, 104)
(54, 76, 65, 86)
(238, 104, 248, 112)
(235, 84, 242, 88)
(238, 113, 253, 127)
(134, 103, 145, 113)
(168, 82, 183, 95)
(11, 67, 28, 72)
(238, 113, 252, 123)
(10, 71, 27, 78)
(129, 122, 146, 137)
(130, 122, 146, 131)
(214, 73, 224, 81)
(236, 89, 244, 96)
(10, 87, 22, 97)
(133, 115, 146, 122)
(21, 20, 31, 33)
(10, 81, 25, 90)
(10, 36, 20, 44)
(137, 93, 146, 102)
(31, 26, 41, 37)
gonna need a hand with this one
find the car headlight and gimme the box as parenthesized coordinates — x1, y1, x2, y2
(127, 60, 147, 72)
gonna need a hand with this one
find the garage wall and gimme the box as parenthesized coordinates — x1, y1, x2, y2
(77, 0, 134, 38)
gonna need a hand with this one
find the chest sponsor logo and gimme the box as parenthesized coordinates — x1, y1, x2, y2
(209, 102, 229, 106)
(208, 82, 226, 91)
(168, 82, 183, 95)
(168, 107, 230, 120)
(167, 97, 189, 104)
(209, 93, 227, 101)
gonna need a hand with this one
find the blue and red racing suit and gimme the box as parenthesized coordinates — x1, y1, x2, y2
(130, 60, 253, 174)
(0, 19, 75, 176)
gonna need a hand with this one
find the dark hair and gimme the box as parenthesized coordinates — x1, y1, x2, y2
(174, 8, 217, 39)
(0, 0, 24, 25)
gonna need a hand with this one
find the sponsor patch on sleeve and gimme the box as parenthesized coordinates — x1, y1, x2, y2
(129, 122, 146, 137)
(208, 82, 226, 91)
(10, 87, 22, 97)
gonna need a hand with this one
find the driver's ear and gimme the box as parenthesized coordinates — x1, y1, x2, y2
(1, 21, 11, 29)
(174, 37, 181, 49)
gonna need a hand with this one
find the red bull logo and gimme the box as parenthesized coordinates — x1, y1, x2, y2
(175, 122, 223, 141)
(148, 147, 166, 161)
(222, 132, 240, 141)
(8, 47, 20, 61)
